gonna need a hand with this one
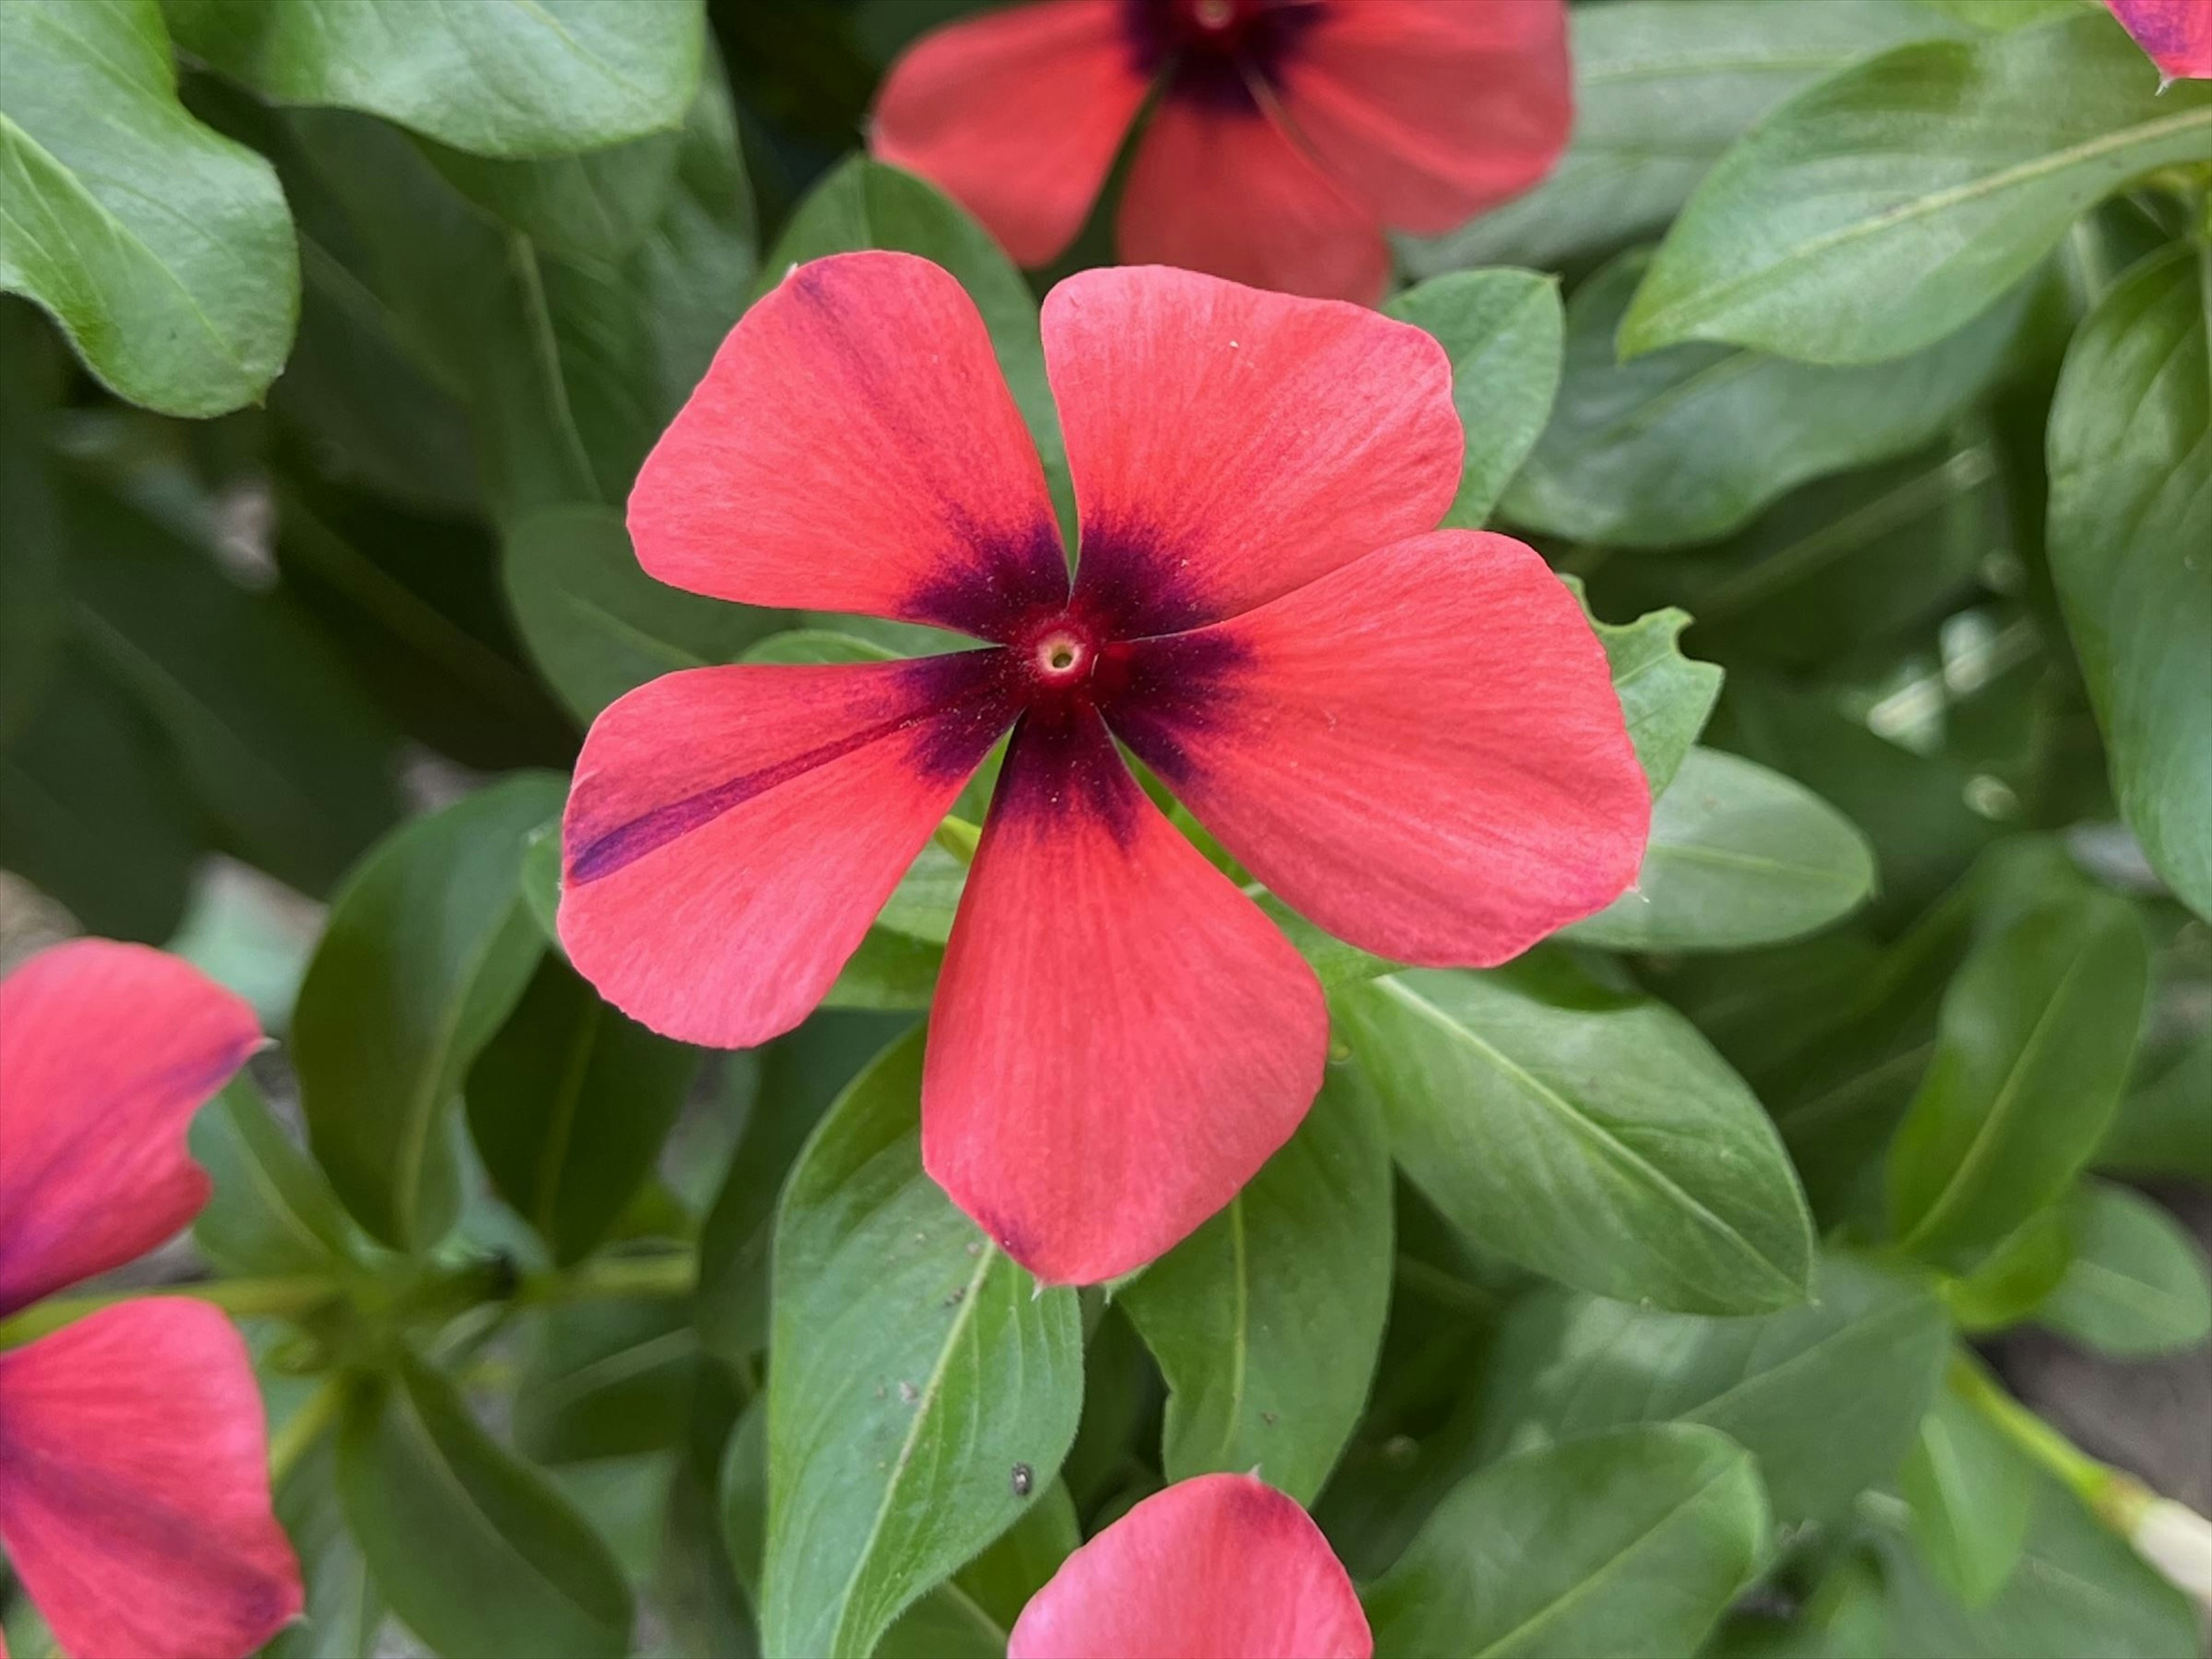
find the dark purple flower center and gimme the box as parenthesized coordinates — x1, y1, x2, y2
(1124, 0, 1324, 111)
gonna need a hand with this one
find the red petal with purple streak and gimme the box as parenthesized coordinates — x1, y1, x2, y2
(0, 1301, 302, 1659)
(1007, 1472, 1370, 1658)
(922, 702, 1327, 1285)
(2106, 0, 2212, 78)
(0, 940, 260, 1316)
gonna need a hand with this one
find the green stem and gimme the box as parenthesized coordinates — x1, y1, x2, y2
(266, 1374, 346, 1487)
(522, 1251, 698, 1306)
(1949, 1353, 2152, 1533)
(0, 1275, 339, 1348)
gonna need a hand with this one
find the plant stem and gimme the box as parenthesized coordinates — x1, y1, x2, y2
(266, 1374, 346, 1487)
(522, 1251, 698, 1305)
(0, 1274, 339, 1347)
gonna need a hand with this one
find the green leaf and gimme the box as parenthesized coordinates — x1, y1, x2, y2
(878, 1482, 1081, 1657)
(821, 927, 945, 1012)
(0, 305, 69, 746)
(1899, 1365, 2037, 1606)
(1566, 748, 1877, 953)
(763, 1026, 1084, 1659)
(502, 503, 785, 722)
(268, 1436, 385, 1659)
(465, 952, 699, 1266)
(696, 1011, 915, 1366)
(2099, 1028, 2212, 1183)
(1333, 957, 1815, 1315)
(1383, 270, 1563, 527)
(1403, 0, 1970, 276)
(1568, 581, 1723, 796)
(426, 131, 684, 266)
(1120, 1062, 1392, 1505)
(0, 645, 197, 942)
(295, 774, 563, 1253)
(1505, 248, 2021, 549)
(1888, 885, 2150, 1272)
(764, 157, 1070, 532)
(2036, 1180, 2212, 1357)
(1941, 1202, 2073, 1331)
(520, 821, 562, 948)
(516, 1300, 704, 1465)
(2048, 241, 2212, 921)
(164, 0, 704, 158)
(741, 628, 901, 666)
(339, 1351, 634, 1659)
(1478, 1253, 1950, 1526)
(1363, 1425, 1770, 1659)
(1620, 10, 2212, 364)
(64, 479, 402, 896)
(0, 0, 298, 416)
(190, 1075, 361, 1277)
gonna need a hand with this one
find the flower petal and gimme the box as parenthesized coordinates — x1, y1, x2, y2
(0, 940, 259, 1315)
(561, 655, 1015, 1047)
(1007, 1472, 1370, 1659)
(923, 702, 1327, 1286)
(1274, 0, 1573, 235)
(629, 251, 1066, 639)
(0, 1301, 301, 1659)
(1115, 97, 1389, 306)
(1044, 263, 1457, 636)
(2106, 0, 2212, 78)
(1105, 531, 1648, 966)
(872, 0, 1150, 266)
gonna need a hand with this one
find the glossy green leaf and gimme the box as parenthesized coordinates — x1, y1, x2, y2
(696, 1012, 915, 1366)
(1479, 1253, 1949, 1525)
(426, 131, 684, 266)
(1383, 270, 1563, 527)
(1941, 1203, 2074, 1331)
(296, 773, 563, 1253)
(466, 952, 699, 1266)
(879, 1482, 1081, 1657)
(1570, 582, 1723, 796)
(1333, 957, 1815, 1315)
(1620, 11, 2212, 363)
(1120, 1062, 1391, 1505)
(268, 1436, 385, 1659)
(1889, 886, 2150, 1271)
(191, 1075, 361, 1277)
(0, 0, 298, 416)
(2048, 241, 2212, 921)
(1403, 0, 1969, 275)
(520, 822, 562, 948)
(763, 1026, 1084, 1658)
(164, 0, 704, 157)
(516, 1300, 704, 1465)
(339, 1351, 634, 1659)
(2036, 1180, 2212, 1356)
(763, 156, 1069, 529)
(502, 504, 784, 722)
(1505, 249, 2021, 549)
(0, 647, 197, 942)
(740, 628, 901, 667)
(65, 480, 402, 896)
(1363, 1425, 1770, 1659)
(1899, 1366, 2037, 1605)
(1567, 748, 1877, 953)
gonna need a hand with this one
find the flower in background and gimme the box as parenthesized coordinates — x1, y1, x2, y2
(1008, 1472, 1370, 1657)
(872, 0, 1571, 303)
(560, 252, 1646, 1286)
(0, 941, 301, 1659)
(2105, 0, 2212, 80)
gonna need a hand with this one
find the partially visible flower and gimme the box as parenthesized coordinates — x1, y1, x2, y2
(1008, 1472, 1370, 1657)
(872, 0, 1571, 303)
(561, 252, 1647, 1286)
(0, 940, 301, 1659)
(2106, 0, 2211, 81)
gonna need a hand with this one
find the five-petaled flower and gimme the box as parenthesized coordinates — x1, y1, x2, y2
(560, 252, 1647, 1286)
(2106, 0, 2212, 80)
(1007, 1472, 1370, 1657)
(872, 0, 1571, 303)
(0, 941, 302, 1659)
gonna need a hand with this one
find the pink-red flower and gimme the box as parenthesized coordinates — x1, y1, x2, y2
(560, 252, 1645, 1285)
(2107, 0, 2212, 79)
(0, 941, 301, 1659)
(872, 0, 1571, 304)
(1008, 1473, 1369, 1657)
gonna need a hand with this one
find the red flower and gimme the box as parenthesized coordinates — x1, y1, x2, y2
(2107, 0, 2212, 79)
(0, 941, 301, 1659)
(872, 0, 1571, 304)
(561, 252, 1647, 1285)
(1007, 1473, 1370, 1657)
